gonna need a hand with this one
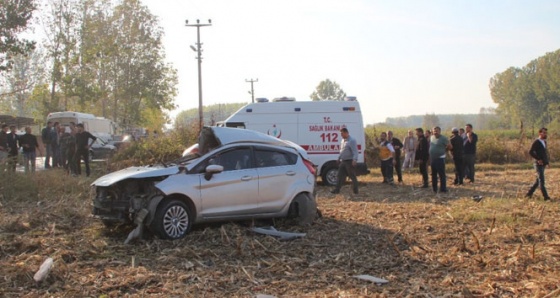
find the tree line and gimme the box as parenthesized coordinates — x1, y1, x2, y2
(0, 0, 176, 132)
(490, 49, 560, 131)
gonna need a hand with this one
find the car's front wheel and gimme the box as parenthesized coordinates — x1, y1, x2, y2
(151, 198, 193, 239)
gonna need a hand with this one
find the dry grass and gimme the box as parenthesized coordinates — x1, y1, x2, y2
(1, 165, 559, 297)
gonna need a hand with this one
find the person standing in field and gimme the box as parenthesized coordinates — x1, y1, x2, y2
(0, 124, 9, 166)
(388, 130, 404, 183)
(526, 127, 551, 201)
(402, 130, 417, 171)
(7, 125, 19, 171)
(41, 121, 54, 168)
(449, 127, 464, 185)
(75, 123, 97, 177)
(429, 126, 451, 193)
(51, 122, 61, 167)
(463, 123, 478, 183)
(18, 126, 41, 173)
(378, 131, 396, 186)
(415, 128, 429, 188)
(60, 126, 77, 176)
(330, 127, 359, 195)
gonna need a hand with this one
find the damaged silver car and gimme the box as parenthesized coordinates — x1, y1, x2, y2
(91, 126, 317, 240)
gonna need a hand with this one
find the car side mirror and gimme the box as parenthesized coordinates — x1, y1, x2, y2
(204, 164, 224, 180)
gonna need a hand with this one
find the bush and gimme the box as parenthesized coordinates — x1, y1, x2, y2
(108, 125, 199, 171)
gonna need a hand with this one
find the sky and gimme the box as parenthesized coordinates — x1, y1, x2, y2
(140, 0, 560, 125)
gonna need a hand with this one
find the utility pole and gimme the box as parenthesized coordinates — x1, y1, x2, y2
(185, 19, 212, 133)
(246, 78, 258, 103)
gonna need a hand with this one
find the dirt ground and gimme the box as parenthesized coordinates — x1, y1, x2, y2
(1, 166, 559, 297)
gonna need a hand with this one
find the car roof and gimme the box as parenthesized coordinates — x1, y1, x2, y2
(208, 126, 292, 147)
(204, 126, 308, 158)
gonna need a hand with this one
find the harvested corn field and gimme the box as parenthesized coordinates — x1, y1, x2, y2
(1, 167, 559, 297)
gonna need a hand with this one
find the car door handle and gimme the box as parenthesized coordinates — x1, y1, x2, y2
(241, 176, 253, 181)
(286, 171, 296, 176)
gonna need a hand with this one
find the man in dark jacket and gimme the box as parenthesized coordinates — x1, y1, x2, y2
(19, 126, 41, 173)
(463, 123, 478, 183)
(415, 127, 429, 188)
(75, 123, 97, 177)
(526, 127, 551, 201)
(388, 130, 404, 183)
(0, 124, 8, 164)
(41, 121, 54, 168)
(7, 125, 19, 171)
(449, 127, 464, 185)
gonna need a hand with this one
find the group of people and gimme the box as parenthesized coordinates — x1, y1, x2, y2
(1, 124, 42, 173)
(0, 122, 97, 176)
(41, 121, 98, 176)
(411, 124, 478, 193)
(329, 126, 479, 195)
(331, 125, 551, 201)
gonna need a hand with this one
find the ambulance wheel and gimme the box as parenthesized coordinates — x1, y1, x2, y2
(321, 164, 338, 186)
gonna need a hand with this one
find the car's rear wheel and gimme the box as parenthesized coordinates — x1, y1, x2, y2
(151, 198, 193, 239)
(288, 193, 317, 225)
(321, 163, 338, 186)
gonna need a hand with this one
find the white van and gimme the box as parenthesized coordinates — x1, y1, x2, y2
(46, 111, 116, 139)
(220, 98, 369, 185)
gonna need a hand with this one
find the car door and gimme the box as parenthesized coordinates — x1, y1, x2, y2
(198, 146, 259, 218)
(254, 146, 300, 213)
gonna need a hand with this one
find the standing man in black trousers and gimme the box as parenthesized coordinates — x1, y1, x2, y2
(415, 128, 429, 188)
(75, 123, 97, 177)
(449, 127, 464, 185)
(388, 130, 403, 183)
(463, 123, 478, 183)
(526, 127, 552, 201)
(331, 127, 359, 195)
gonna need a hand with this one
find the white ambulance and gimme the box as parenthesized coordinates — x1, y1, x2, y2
(46, 111, 116, 139)
(220, 97, 369, 185)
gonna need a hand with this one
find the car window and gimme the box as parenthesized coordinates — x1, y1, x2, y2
(195, 147, 253, 173)
(255, 148, 297, 168)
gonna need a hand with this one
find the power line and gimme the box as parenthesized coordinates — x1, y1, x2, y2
(185, 19, 212, 133)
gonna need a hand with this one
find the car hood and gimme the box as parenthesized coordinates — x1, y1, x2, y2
(91, 165, 180, 187)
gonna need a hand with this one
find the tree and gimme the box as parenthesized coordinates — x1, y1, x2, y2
(310, 79, 346, 101)
(422, 113, 440, 130)
(0, 0, 37, 72)
(490, 49, 560, 129)
(34, 0, 177, 128)
(175, 102, 245, 129)
(0, 49, 45, 116)
(107, 0, 177, 127)
(40, 0, 81, 115)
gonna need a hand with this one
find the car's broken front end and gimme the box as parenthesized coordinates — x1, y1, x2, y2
(91, 165, 181, 226)
(92, 178, 165, 226)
